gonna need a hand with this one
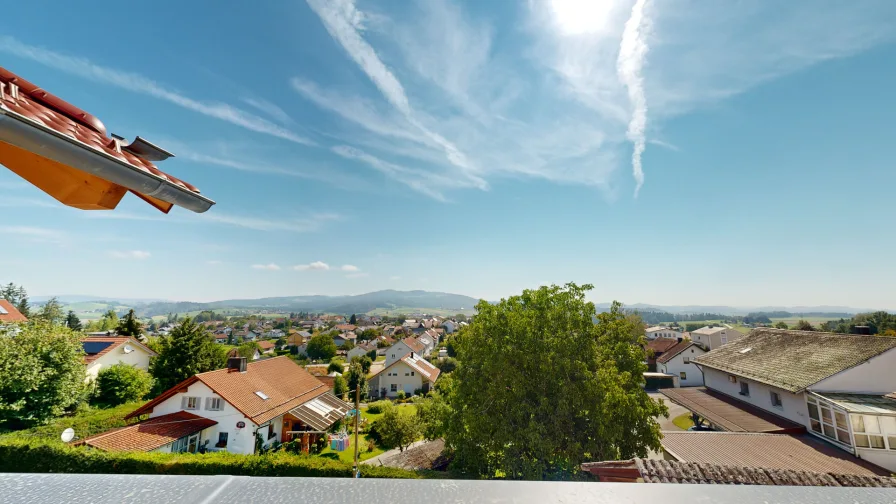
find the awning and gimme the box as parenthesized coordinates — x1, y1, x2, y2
(288, 393, 351, 431)
(661, 387, 805, 434)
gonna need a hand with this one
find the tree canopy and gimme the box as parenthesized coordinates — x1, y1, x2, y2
(35, 297, 65, 325)
(149, 317, 227, 392)
(0, 322, 85, 427)
(94, 363, 153, 406)
(306, 334, 337, 361)
(116, 309, 143, 336)
(374, 404, 420, 452)
(444, 283, 666, 479)
(0, 282, 30, 318)
(65, 310, 83, 331)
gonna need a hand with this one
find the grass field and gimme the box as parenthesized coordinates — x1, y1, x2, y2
(317, 404, 417, 463)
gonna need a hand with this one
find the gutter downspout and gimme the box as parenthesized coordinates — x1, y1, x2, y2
(0, 109, 214, 213)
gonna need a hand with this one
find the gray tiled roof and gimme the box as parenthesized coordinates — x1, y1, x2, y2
(692, 328, 896, 393)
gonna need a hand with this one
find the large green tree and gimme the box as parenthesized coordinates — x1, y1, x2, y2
(117, 309, 143, 336)
(306, 333, 337, 361)
(35, 297, 65, 325)
(374, 404, 420, 452)
(344, 360, 368, 401)
(94, 363, 153, 406)
(150, 317, 227, 392)
(445, 283, 667, 479)
(65, 310, 83, 331)
(0, 322, 85, 427)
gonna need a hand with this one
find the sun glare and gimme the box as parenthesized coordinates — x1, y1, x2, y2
(550, 0, 618, 35)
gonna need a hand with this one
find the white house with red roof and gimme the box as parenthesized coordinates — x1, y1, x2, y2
(369, 353, 440, 398)
(385, 336, 427, 366)
(0, 299, 28, 330)
(93, 356, 351, 455)
(82, 336, 157, 381)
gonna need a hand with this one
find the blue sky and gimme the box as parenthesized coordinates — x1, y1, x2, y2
(1, 0, 896, 309)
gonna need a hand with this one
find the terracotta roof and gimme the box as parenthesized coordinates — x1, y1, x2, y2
(335, 324, 356, 331)
(656, 341, 700, 364)
(127, 356, 328, 425)
(645, 338, 679, 354)
(0, 67, 213, 213)
(0, 299, 27, 323)
(257, 340, 275, 351)
(402, 336, 426, 354)
(661, 387, 805, 434)
(582, 458, 896, 487)
(693, 328, 896, 393)
(661, 431, 889, 476)
(81, 336, 157, 364)
(77, 411, 217, 452)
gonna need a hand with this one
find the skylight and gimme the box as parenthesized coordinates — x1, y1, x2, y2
(255, 391, 269, 400)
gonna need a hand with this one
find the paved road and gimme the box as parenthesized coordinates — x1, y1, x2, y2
(649, 392, 689, 431)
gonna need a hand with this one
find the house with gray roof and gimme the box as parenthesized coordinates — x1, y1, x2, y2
(663, 328, 896, 473)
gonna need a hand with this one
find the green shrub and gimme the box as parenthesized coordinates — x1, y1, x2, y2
(327, 360, 344, 374)
(0, 438, 418, 478)
(396, 390, 406, 401)
(94, 364, 153, 406)
(366, 400, 392, 414)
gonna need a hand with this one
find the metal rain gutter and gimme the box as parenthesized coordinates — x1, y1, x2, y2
(0, 108, 214, 213)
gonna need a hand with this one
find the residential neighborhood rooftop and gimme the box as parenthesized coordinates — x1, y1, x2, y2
(126, 356, 328, 425)
(661, 387, 805, 434)
(81, 336, 157, 364)
(656, 340, 697, 364)
(692, 328, 896, 393)
(581, 458, 896, 487)
(660, 431, 889, 476)
(0, 299, 28, 323)
(76, 411, 217, 452)
(811, 392, 896, 415)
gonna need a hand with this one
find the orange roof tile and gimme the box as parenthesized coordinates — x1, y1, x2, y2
(0, 67, 213, 213)
(127, 356, 328, 426)
(402, 336, 426, 354)
(257, 340, 275, 350)
(77, 411, 217, 452)
(0, 299, 27, 323)
(81, 336, 157, 364)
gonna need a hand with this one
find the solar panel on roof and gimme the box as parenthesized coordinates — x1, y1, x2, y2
(82, 341, 114, 355)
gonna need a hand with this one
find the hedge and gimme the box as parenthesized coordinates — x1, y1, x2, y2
(0, 438, 418, 479)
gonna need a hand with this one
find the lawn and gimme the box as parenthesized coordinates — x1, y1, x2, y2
(671, 413, 695, 430)
(317, 403, 417, 463)
(0, 402, 141, 443)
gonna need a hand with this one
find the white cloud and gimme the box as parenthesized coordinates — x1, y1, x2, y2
(251, 263, 281, 270)
(196, 212, 340, 233)
(294, 261, 330, 271)
(109, 250, 151, 260)
(0, 36, 314, 146)
(340, 264, 359, 272)
(241, 97, 294, 125)
(617, 0, 651, 195)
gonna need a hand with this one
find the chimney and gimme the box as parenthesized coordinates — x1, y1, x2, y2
(854, 326, 872, 335)
(227, 357, 247, 373)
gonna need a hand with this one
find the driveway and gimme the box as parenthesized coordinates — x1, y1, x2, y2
(649, 392, 689, 431)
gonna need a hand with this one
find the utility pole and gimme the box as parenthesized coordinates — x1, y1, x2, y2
(353, 385, 360, 478)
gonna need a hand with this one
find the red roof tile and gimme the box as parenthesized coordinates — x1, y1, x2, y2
(257, 340, 275, 351)
(402, 336, 426, 354)
(645, 338, 680, 354)
(127, 356, 329, 426)
(0, 299, 27, 323)
(0, 67, 211, 213)
(656, 341, 699, 364)
(77, 411, 217, 452)
(81, 336, 157, 364)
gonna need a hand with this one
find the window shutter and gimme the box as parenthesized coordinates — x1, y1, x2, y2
(181, 396, 187, 409)
(205, 397, 211, 410)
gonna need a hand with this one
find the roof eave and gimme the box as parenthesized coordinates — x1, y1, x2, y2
(0, 109, 215, 213)
(693, 361, 804, 393)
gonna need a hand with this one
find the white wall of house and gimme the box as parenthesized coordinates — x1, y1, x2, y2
(147, 381, 259, 454)
(347, 346, 367, 361)
(657, 346, 706, 387)
(371, 361, 425, 397)
(385, 342, 414, 366)
(646, 328, 682, 340)
(702, 367, 810, 427)
(85, 345, 154, 381)
(811, 349, 896, 394)
(151, 426, 217, 454)
(691, 329, 743, 350)
(856, 448, 896, 473)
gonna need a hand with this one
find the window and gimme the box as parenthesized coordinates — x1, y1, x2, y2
(216, 432, 228, 448)
(206, 397, 224, 411)
(683, 357, 690, 364)
(182, 396, 199, 410)
(728, 375, 737, 383)
(739, 382, 749, 396)
(268, 423, 276, 440)
(679, 372, 687, 380)
(807, 397, 850, 446)
(405, 372, 409, 376)
(770, 391, 782, 408)
(390, 384, 398, 392)
(852, 414, 888, 450)
(410, 371, 415, 376)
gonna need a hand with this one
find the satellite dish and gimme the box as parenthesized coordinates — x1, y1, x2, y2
(123, 344, 134, 354)
(61, 428, 76, 443)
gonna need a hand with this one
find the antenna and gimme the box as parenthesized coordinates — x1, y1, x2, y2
(61, 428, 76, 443)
